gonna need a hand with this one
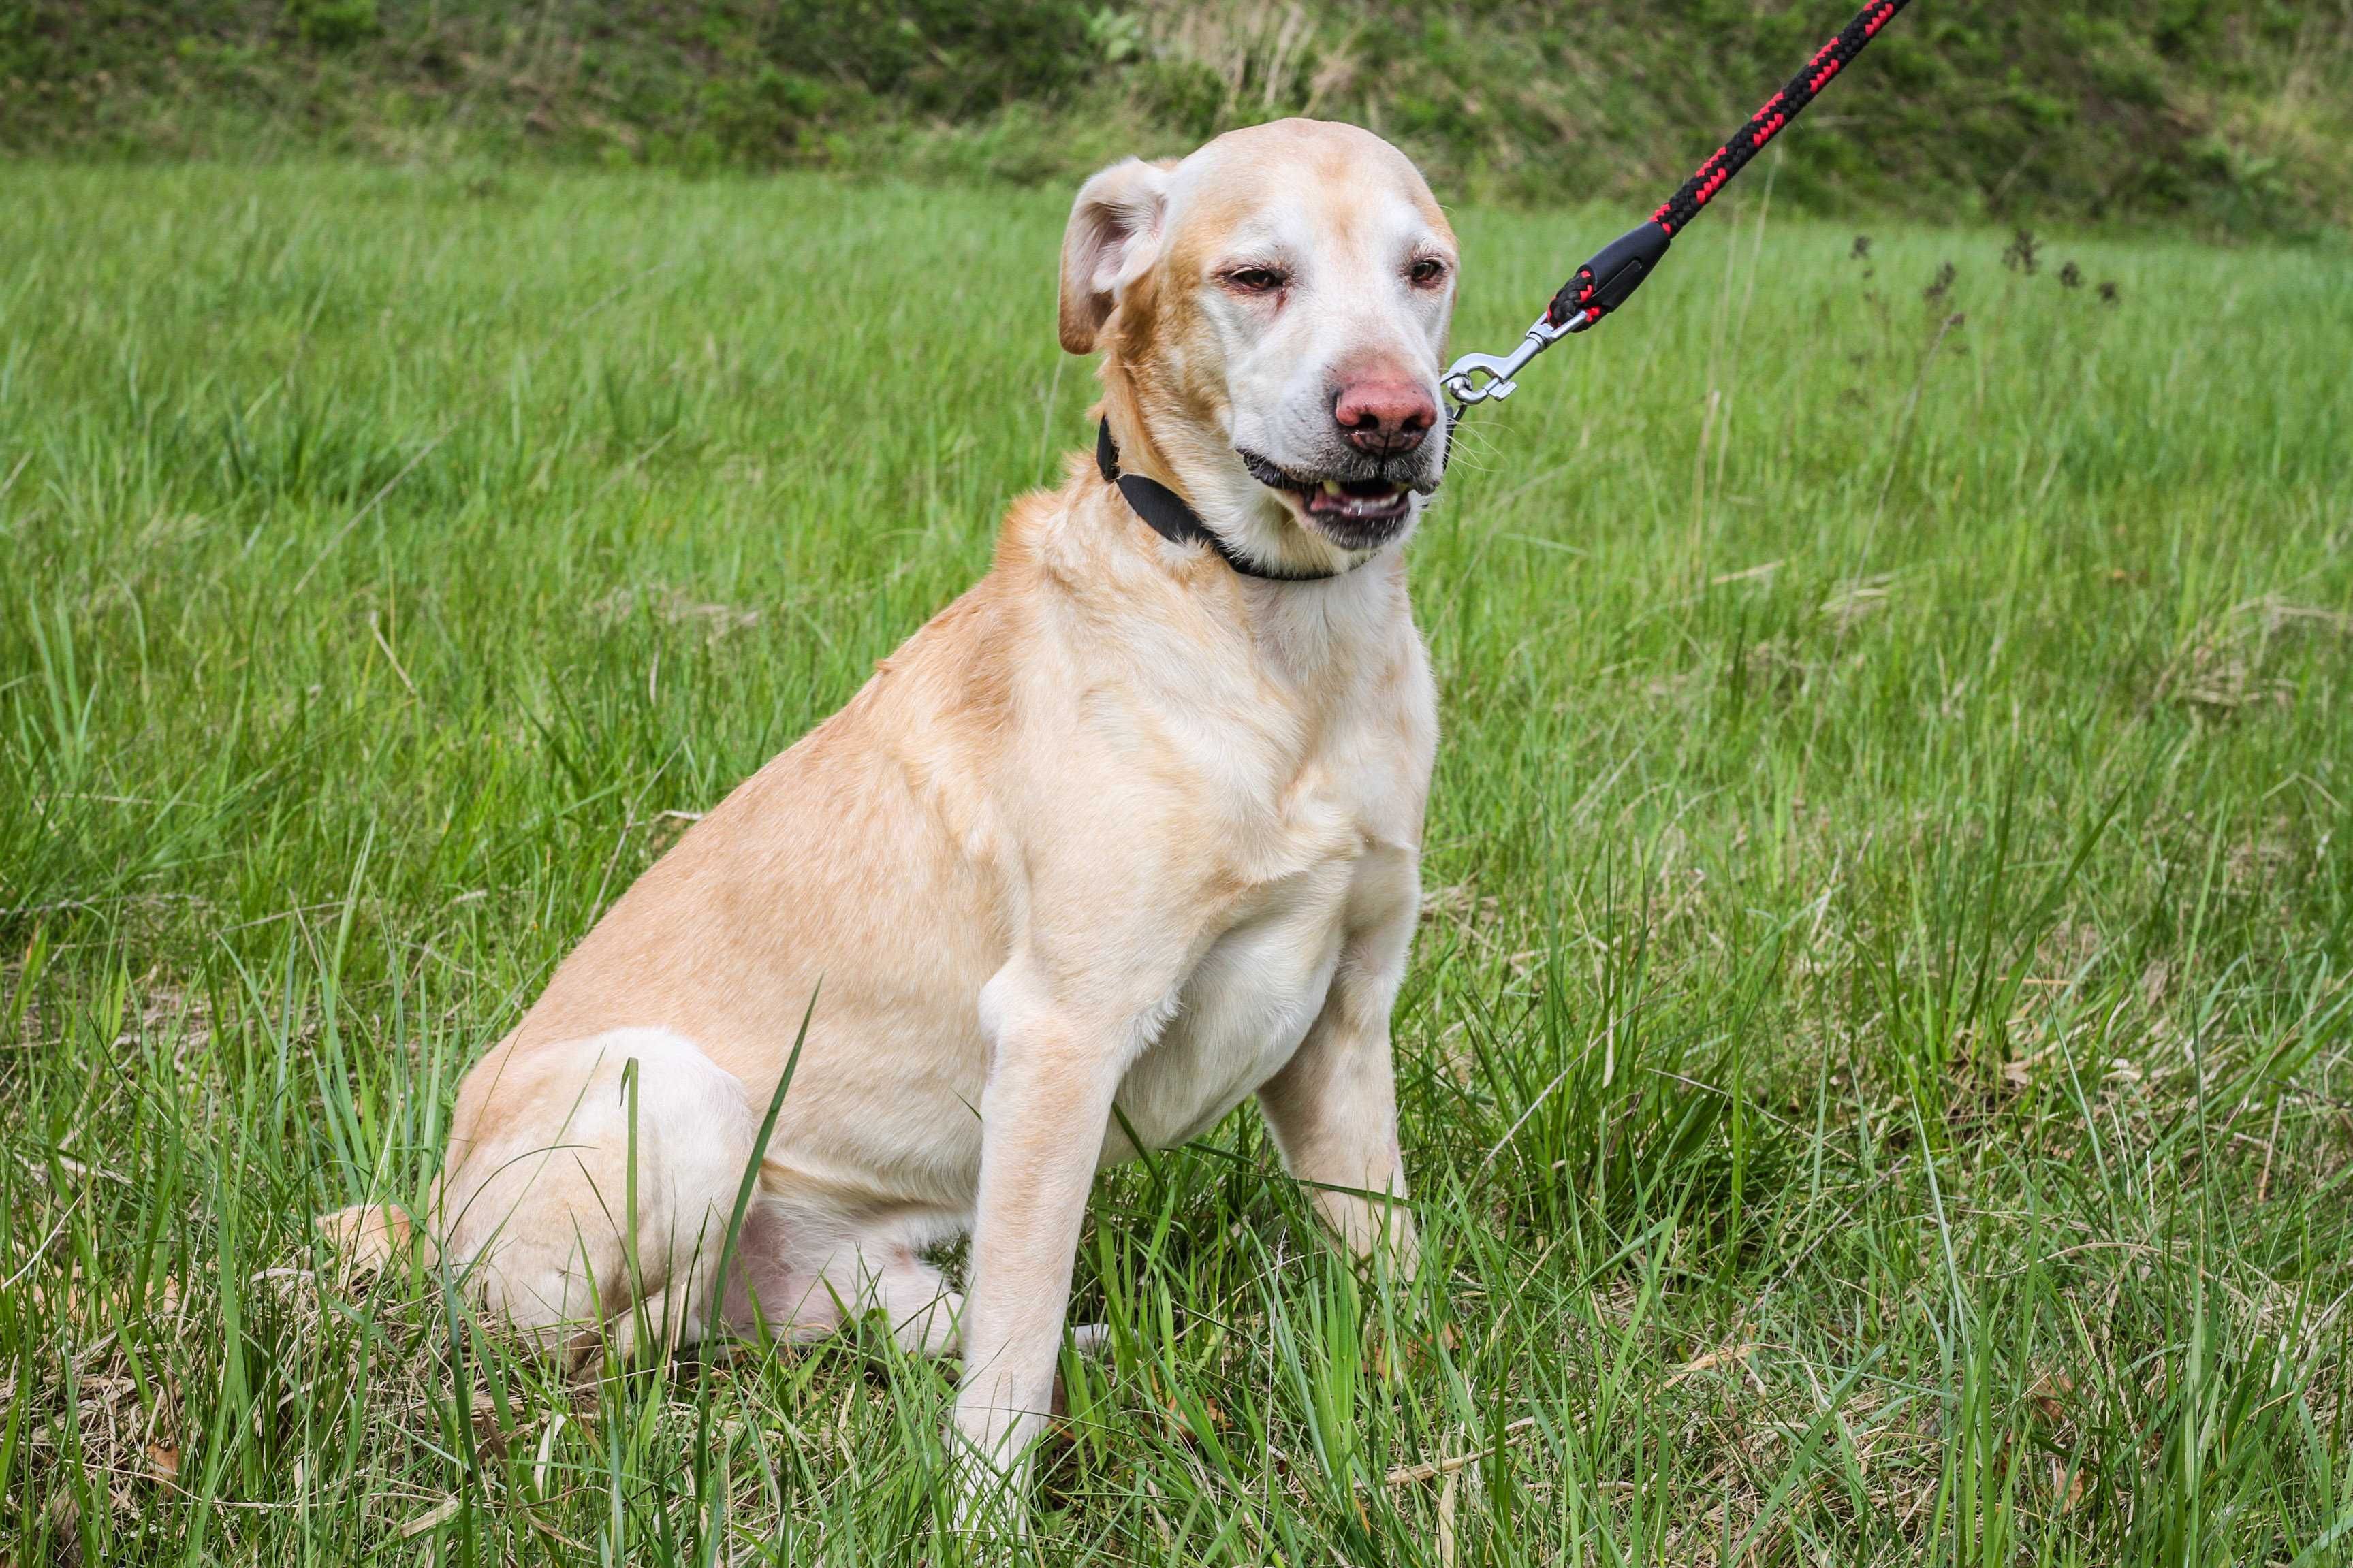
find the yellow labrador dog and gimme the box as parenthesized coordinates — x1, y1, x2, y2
(329, 117, 1455, 1495)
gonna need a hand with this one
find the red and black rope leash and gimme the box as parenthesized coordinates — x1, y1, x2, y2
(1443, 0, 1914, 408)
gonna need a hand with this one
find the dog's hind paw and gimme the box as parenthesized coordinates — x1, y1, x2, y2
(315, 1204, 437, 1273)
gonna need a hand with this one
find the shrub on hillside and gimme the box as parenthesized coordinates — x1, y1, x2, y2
(0, 0, 2343, 233)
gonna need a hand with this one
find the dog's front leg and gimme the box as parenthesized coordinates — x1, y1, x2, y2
(1257, 850, 1419, 1273)
(953, 965, 1142, 1512)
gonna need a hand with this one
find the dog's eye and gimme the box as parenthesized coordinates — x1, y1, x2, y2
(1224, 267, 1289, 294)
(1408, 257, 1449, 287)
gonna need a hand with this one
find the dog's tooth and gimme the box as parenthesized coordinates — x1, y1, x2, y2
(1321, 480, 1343, 496)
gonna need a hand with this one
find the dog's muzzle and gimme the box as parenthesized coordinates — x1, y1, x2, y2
(1235, 445, 1442, 547)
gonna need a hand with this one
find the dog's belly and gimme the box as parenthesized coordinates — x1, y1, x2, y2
(1109, 865, 1352, 1156)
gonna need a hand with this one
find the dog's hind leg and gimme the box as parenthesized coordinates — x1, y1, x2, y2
(836, 1232, 964, 1356)
(439, 1029, 757, 1364)
(727, 1204, 966, 1356)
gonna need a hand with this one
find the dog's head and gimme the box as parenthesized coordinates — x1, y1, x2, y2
(1060, 120, 1457, 574)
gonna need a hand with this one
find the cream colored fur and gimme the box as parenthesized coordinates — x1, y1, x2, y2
(322, 118, 1459, 1507)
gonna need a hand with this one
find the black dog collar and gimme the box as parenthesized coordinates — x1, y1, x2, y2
(1094, 419, 1349, 583)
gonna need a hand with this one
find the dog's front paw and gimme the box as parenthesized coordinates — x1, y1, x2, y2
(948, 1442, 1030, 1543)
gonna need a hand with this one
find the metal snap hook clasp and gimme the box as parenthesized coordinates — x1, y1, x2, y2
(1440, 353, 1523, 406)
(1440, 309, 1592, 409)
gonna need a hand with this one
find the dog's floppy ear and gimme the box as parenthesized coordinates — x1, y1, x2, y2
(1058, 157, 1171, 355)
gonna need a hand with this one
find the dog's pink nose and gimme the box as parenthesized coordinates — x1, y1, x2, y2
(1334, 378, 1436, 455)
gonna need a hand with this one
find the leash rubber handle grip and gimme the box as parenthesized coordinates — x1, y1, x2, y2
(1536, 1, 1911, 336)
(1547, 220, 1673, 328)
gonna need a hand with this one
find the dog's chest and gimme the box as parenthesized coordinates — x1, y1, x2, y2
(1109, 741, 1419, 1155)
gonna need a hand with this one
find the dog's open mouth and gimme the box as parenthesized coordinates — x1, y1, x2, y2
(1237, 449, 1421, 542)
(1301, 477, 1414, 526)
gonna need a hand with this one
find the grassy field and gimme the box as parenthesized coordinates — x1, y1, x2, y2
(1, 161, 2350, 1565)
(13, 0, 2353, 234)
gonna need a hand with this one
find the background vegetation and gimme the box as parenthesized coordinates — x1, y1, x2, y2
(1, 157, 2348, 1562)
(5, 0, 2352, 231)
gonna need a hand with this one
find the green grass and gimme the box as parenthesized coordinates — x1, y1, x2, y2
(2, 160, 2350, 1565)
(12, 0, 2353, 234)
